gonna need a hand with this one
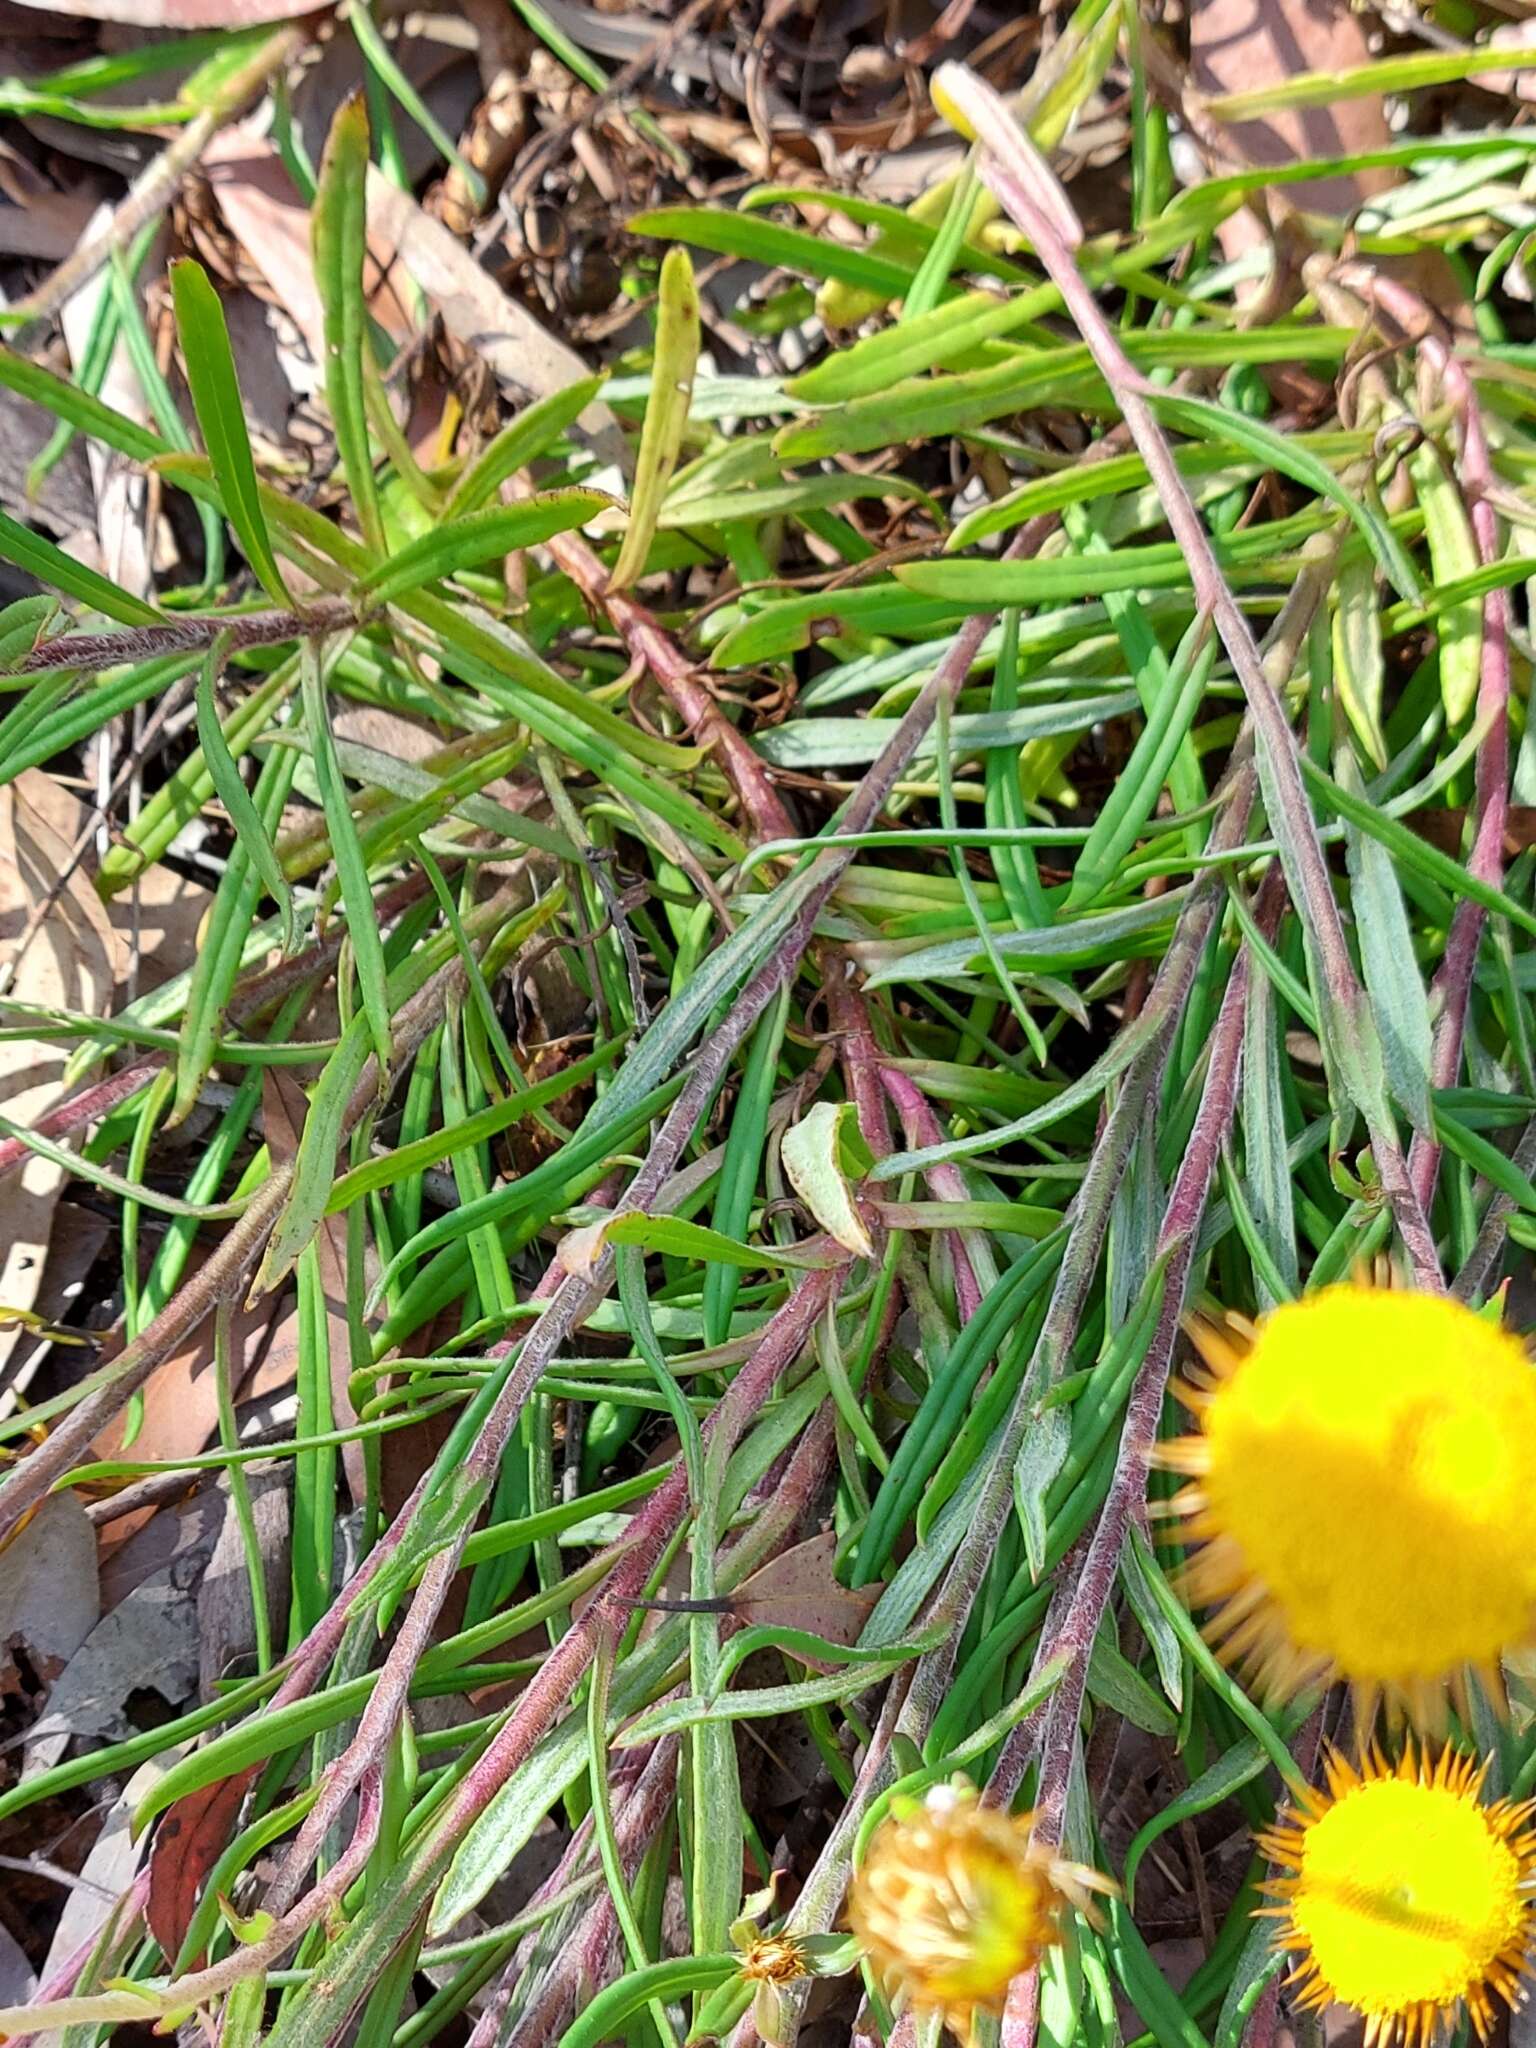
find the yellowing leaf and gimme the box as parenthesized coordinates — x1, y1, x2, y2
(781, 1101, 872, 1258)
(609, 247, 699, 593)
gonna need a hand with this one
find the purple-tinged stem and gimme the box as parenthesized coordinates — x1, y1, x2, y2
(1324, 266, 1512, 1217)
(994, 869, 1287, 1839)
(0, 1055, 163, 1182)
(0, 888, 492, 1542)
(989, 871, 1286, 2048)
(547, 528, 796, 847)
(727, 1666, 914, 2048)
(3, 1869, 151, 2048)
(264, 1258, 845, 1917)
(262, 557, 1029, 1898)
(480, 1736, 681, 2048)
(15, 599, 358, 674)
(878, 1064, 982, 1323)
(1454, 1115, 1536, 1304)
(893, 742, 1260, 1738)
(826, 973, 894, 1162)
(940, 63, 1440, 1292)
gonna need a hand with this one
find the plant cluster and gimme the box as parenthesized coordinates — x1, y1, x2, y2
(0, 21, 1535, 2048)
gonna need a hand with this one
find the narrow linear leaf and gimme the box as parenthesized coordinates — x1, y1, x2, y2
(313, 91, 386, 558)
(1408, 434, 1481, 724)
(1300, 752, 1536, 938)
(355, 491, 611, 604)
(444, 374, 607, 516)
(610, 247, 699, 592)
(0, 511, 160, 627)
(1339, 754, 1434, 1133)
(1331, 554, 1387, 768)
(1064, 614, 1214, 909)
(299, 641, 393, 1082)
(1148, 391, 1421, 602)
(195, 635, 296, 956)
(557, 1958, 737, 2048)
(1204, 42, 1536, 119)
(169, 258, 291, 605)
(1240, 958, 1299, 1308)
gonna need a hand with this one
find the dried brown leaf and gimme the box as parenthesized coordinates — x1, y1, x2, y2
(0, 771, 121, 1393)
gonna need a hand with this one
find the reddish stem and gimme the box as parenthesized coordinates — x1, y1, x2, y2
(993, 870, 1287, 1849)
(1327, 266, 1512, 1216)
(950, 68, 1440, 1289)
(546, 529, 796, 845)
(878, 1064, 982, 1322)
(0, 870, 432, 1187)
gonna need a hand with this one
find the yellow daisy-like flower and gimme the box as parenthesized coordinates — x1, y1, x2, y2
(1258, 1744, 1536, 2048)
(846, 1778, 1114, 2045)
(1159, 1282, 1536, 1726)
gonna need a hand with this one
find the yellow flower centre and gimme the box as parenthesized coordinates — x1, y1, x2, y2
(740, 1936, 808, 1987)
(1201, 1287, 1536, 1684)
(1289, 1776, 1526, 2016)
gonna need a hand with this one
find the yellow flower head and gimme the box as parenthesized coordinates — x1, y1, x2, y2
(846, 1778, 1114, 2045)
(1259, 1745, 1536, 2048)
(1159, 1283, 1536, 1725)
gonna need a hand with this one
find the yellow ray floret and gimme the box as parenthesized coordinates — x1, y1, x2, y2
(846, 1778, 1115, 2045)
(1157, 1282, 1536, 1723)
(1259, 1744, 1536, 2048)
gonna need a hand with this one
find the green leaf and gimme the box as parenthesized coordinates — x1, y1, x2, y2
(0, 595, 57, 668)
(1205, 40, 1536, 117)
(614, 1648, 924, 1742)
(1331, 553, 1387, 767)
(444, 374, 607, 515)
(629, 206, 925, 298)
(1148, 390, 1421, 602)
(354, 491, 611, 603)
(1299, 750, 1536, 938)
(1123, 1738, 1271, 1905)
(600, 1211, 834, 1270)
(1063, 614, 1214, 909)
(313, 92, 386, 558)
(0, 511, 160, 626)
(1339, 753, 1433, 1133)
(610, 247, 699, 592)
(169, 257, 291, 605)
(1086, 1631, 1177, 1736)
(345, 0, 485, 205)
(1408, 433, 1481, 723)
(897, 510, 1326, 608)
(195, 636, 296, 956)
(298, 640, 394, 1086)
(0, 341, 167, 464)
(556, 1958, 738, 2048)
